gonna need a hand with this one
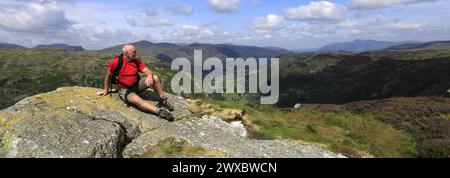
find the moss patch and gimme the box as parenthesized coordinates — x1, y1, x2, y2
(187, 99, 244, 121)
(0, 133, 15, 157)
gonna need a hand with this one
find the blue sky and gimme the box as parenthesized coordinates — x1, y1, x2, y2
(0, 0, 449, 50)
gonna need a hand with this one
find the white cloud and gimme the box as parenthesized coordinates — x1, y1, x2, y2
(336, 17, 429, 33)
(285, 23, 317, 38)
(284, 1, 346, 21)
(250, 14, 286, 32)
(0, 1, 74, 33)
(71, 25, 145, 48)
(384, 21, 427, 30)
(147, 24, 235, 43)
(126, 10, 173, 27)
(141, 9, 158, 17)
(0, 24, 145, 49)
(182, 25, 200, 31)
(165, 5, 194, 16)
(349, 0, 442, 9)
(181, 25, 215, 38)
(208, 0, 241, 13)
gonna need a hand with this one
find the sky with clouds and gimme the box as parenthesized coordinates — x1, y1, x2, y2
(0, 0, 449, 50)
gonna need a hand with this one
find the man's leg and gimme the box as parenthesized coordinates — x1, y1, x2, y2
(151, 75, 165, 97)
(151, 75, 174, 111)
(136, 75, 174, 111)
(136, 75, 163, 97)
(128, 92, 174, 121)
(127, 92, 159, 113)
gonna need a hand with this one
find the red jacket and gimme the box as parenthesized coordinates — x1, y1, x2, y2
(108, 56, 147, 88)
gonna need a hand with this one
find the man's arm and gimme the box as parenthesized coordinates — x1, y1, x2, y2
(142, 67, 153, 77)
(142, 67, 154, 86)
(96, 70, 112, 96)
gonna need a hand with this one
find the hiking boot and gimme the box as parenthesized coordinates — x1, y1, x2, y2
(158, 108, 174, 121)
(157, 97, 174, 112)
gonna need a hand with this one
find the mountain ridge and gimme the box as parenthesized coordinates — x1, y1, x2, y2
(385, 41, 450, 51)
(101, 40, 290, 61)
(320, 39, 417, 53)
(0, 42, 26, 49)
(34, 43, 85, 51)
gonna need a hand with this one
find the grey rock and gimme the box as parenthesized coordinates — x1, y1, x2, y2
(0, 87, 189, 158)
(124, 115, 345, 158)
(1, 87, 344, 158)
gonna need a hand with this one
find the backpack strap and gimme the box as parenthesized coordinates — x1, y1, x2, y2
(113, 54, 124, 80)
(109, 54, 125, 97)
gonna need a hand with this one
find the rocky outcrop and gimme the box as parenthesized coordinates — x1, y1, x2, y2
(124, 115, 343, 158)
(0, 87, 344, 158)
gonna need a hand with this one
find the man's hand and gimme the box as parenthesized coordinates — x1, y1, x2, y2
(145, 76, 154, 87)
(96, 90, 109, 96)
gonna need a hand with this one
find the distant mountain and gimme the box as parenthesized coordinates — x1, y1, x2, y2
(34, 44, 85, 51)
(175, 43, 189, 46)
(384, 41, 450, 51)
(155, 42, 182, 48)
(0, 42, 25, 49)
(292, 48, 320, 53)
(264, 46, 292, 51)
(102, 41, 290, 62)
(320, 39, 415, 53)
(101, 40, 189, 63)
(178, 43, 290, 59)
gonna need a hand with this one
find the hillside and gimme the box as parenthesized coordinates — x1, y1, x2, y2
(0, 43, 25, 49)
(385, 41, 450, 51)
(277, 53, 450, 107)
(34, 44, 85, 51)
(320, 39, 413, 53)
(301, 97, 450, 157)
(360, 48, 450, 60)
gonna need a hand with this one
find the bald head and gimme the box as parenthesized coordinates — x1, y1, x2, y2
(122, 44, 136, 53)
(122, 44, 137, 60)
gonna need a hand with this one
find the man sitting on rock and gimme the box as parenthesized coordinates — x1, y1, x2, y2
(96, 44, 174, 121)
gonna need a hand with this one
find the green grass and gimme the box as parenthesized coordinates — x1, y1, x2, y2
(199, 94, 246, 109)
(246, 108, 417, 158)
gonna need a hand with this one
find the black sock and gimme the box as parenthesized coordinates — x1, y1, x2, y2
(159, 95, 168, 100)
